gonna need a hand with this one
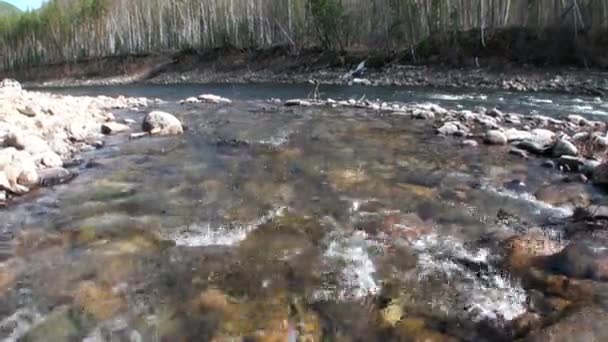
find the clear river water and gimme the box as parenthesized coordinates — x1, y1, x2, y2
(0, 83, 607, 341)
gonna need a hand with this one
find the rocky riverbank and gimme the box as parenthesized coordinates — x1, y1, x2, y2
(0, 79, 162, 206)
(8, 49, 608, 97)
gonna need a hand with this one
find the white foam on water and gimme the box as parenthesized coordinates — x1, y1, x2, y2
(427, 94, 467, 101)
(259, 130, 292, 147)
(481, 184, 573, 217)
(170, 207, 287, 247)
(0, 308, 45, 341)
(411, 234, 527, 322)
(321, 231, 381, 301)
(528, 98, 553, 104)
(570, 105, 594, 111)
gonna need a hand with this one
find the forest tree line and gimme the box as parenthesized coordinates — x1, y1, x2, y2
(1, 0, 608, 70)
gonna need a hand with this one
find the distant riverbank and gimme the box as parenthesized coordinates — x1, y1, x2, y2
(3, 48, 608, 97)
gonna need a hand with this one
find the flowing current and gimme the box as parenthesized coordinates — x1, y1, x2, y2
(0, 83, 605, 341)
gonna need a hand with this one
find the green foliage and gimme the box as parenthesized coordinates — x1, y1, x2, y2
(309, 0, 348, 50)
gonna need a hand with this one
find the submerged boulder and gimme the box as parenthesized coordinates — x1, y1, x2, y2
(526, 306, 608, 341)
(545, 237, 608, 281)
(142, 111, 183, 136)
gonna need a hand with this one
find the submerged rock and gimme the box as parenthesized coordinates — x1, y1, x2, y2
(142, 111, 184, 135)
(526, 306, 608, 341)
(592, 162, 608, 187)
(545, 237, 608, 281)
(534, 183, 590, 207)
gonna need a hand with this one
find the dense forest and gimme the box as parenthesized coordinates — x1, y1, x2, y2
(1, 0, 608, 70)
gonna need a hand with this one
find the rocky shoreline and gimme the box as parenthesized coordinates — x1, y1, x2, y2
(0, 79, 164, 206)
(152, 64, 608, 97)
(24, 61, 608, 98)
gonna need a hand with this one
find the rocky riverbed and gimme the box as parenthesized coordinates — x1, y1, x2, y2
(1, 80, 608, 340)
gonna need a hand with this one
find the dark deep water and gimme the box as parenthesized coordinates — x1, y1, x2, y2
(1, 83, 607, 341)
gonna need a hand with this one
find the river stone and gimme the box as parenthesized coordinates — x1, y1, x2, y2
(38, 151, 63, 168)
(504, 128, 533, 142)
(513, 129, 557, 155)
(557, 156, 584, 172)
(413, 109, 435, 120)
(101, 122, 130, 135)
(545, 237, 608, 281)
(17, 105, 41, 117)
(4, 131, 50, 154)
(0, 79, 21, 90)
(503, 230, 565, 271)
(566, 114, 590, 126)
(592, 162, 608, 187)
(461, 139, 478, 147)
(180, 97, 200, 104)
(552, 139, 578, 157)
(436, 121, 468, 136)
(509, 147, 529, 158)
(592, 132, 608, 148)
(526, 306, 608, 342)
(38, 167, 74, 187)
(572, 132, 590, 142)
(484, 130, 508, 145)
(142, 111, 183, 136)
(534, 183, 590, 207)
(198, 94, 232, 104)
(284, 99, 311, 107)
(487, 107, 504, 118)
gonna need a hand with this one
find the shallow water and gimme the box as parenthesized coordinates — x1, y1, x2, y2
(0, 84, 606, 341)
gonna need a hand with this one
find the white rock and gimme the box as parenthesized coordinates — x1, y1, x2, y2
(352, 78, 372, 86)
(198, 94, 232, 104)
(461, 139, 479, 147)
(0, 79, 21, 90)
(4, 131, 50, 154)
(566, 114, 590, 126)
(284, 99, 312, 107)
(17, 105, 41, 117)
(142, 111, 184, 136)
(484, 130, 508, 145)
(39, 151, 63, 168)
